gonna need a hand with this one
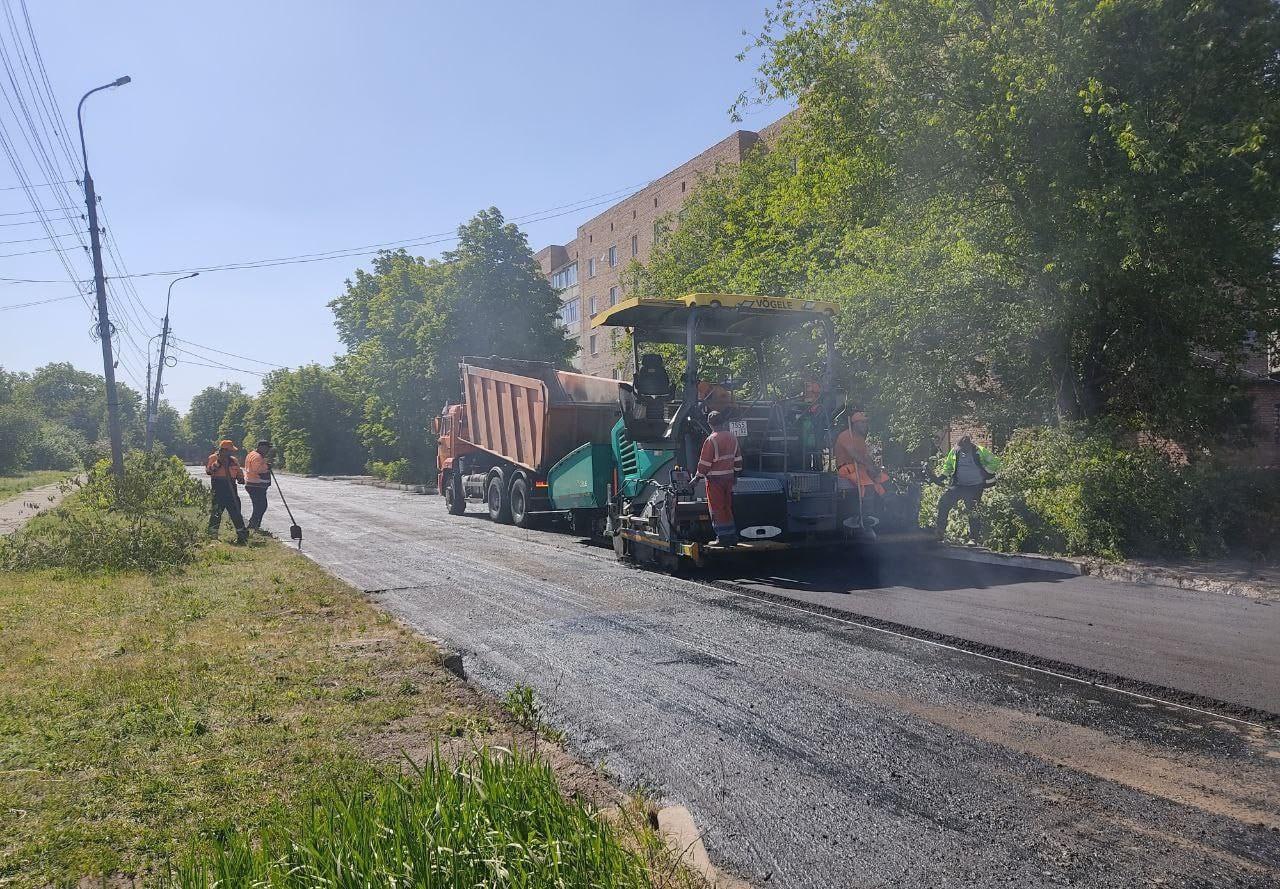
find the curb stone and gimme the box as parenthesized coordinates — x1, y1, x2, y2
(656, 806, 754, 889)
(935, 544, 1279, 602)
(315, 474, 436, 495)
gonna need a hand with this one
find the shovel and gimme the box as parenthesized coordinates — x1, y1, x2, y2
(269, 469, 303, 548)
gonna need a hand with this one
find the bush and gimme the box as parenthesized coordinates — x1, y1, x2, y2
(0, 404, 41, 474)
(927, 426, 1280, 561)
(282, 440, 313, 475)
(368, 458, 414, 483)
(1, 451, 208, 574)
(170, 746, 654, 888)
(27, 421, 86, 471)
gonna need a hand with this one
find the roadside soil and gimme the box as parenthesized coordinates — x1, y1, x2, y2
(0, 476, 73, 534)
(0, 535, 706, 887)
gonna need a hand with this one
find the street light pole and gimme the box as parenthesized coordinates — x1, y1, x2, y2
(146, 271, 198, 450)
(77, 75, 131, 481)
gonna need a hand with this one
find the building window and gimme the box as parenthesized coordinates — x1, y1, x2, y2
(609, 221, 614, 232)
(608, 245, 617, 268)
(589, 295, 598, 316)
(588, 257, 595, 278)
(550, 262, 578, 291)
(609, 285, 619, 305)
(1274, 403, 1280, 445)
(559, 298, 580, 328)
(631, 234, 638, 256)
(632, 209, 636, 219)
(589, 334, 598, 356)
(653, 196, 658, 208)
(588, 234, 592, 244)
(681, 180, 686, 192)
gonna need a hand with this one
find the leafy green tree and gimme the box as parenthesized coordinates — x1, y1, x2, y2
(0, 405, 41, 475)
(261, 364, 365, 474)
(331, 208, 575, 481)
(735, 0, 1280, 448)
(184, 383, 245, 457)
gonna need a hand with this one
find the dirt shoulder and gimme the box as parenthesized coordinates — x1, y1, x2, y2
(0, 536, 706, 887)
(0, 475, 74, 534)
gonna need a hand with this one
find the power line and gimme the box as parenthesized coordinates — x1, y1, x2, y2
(0, 204, 79, 216)
(171, 350, 268, 376)
(0, 178, 655, 284)
(171, 335, 287, 368)
(0, 291, 81, 311)
(0, 177, 73, 190)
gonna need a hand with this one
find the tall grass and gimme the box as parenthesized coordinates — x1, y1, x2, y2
(171, 746, 654, 888)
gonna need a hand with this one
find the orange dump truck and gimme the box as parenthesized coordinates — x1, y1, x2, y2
(435, 357, 620, 531)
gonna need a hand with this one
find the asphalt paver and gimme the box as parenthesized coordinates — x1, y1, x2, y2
(237, 474, 1280, 888)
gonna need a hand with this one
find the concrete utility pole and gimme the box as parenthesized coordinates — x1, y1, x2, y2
(146, 271, 198, 450)
(77, 75, 131, 481)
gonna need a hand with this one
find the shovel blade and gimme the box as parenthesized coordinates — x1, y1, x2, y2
(290, 524, 303, 541)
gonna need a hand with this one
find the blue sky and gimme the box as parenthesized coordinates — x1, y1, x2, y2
(0, 1, 784, 411)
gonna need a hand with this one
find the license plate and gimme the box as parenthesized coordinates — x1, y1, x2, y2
(729, 420, 749, 438)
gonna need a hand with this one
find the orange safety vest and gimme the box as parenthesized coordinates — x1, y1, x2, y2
(834, 428, 888, 496)
(244, 450, 271, 486)
(205, 452, 243, 484)
(697, 429, 742, 478)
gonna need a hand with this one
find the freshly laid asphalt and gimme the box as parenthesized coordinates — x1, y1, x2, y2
(235, 474, 1280, 888)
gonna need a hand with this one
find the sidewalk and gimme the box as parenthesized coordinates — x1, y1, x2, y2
(937, 545, 1280, 601)
(0, 481, 69, 535)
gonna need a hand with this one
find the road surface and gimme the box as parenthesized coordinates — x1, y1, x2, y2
(236, 474, 1280, 888)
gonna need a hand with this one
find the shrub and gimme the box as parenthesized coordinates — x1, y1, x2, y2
(368, 458, 414, 483)
(27, 421, 86, 471)
(282, 439, 313, 475)
(169, 746, 654, 888)
(929, 425, 1280, 561)
(1, 451, 208, 574)
(0, 404, 41, 474)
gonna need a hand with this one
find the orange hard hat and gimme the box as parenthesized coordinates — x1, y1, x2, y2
(218, 439, 236, 450)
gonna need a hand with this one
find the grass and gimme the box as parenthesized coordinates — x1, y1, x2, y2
(0, 469, 72, 504)
(0, 533, 708, 888)
(169, 748, 656, 888)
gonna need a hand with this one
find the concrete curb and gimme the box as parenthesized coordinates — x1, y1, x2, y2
(656, 806, 753, 889)
(932, 545, 1085, 576)
(934, 544, 1279, 602)
(315, 474, 437, 495)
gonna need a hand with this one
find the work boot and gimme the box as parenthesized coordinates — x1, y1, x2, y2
(235, 528, 249, 545)
(206, 526, 219, 538)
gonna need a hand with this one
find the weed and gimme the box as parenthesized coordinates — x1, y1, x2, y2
(502, 683, 541, 729)
(168, 747, 655, 888)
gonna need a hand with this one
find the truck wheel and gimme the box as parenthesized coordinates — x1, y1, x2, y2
(487, 474, 512, 524)
(445, 472, 466, 515)
(509, 475, 535, 528)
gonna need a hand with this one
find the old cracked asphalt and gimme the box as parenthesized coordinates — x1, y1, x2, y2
(234, 474, 1279, 888)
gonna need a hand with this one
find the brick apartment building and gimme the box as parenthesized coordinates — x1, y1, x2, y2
(536, 124, 783, 378)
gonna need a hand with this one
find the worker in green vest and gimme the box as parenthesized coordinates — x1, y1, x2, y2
(933, 435, 1001, 542)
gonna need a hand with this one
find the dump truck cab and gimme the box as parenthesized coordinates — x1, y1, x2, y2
(592, 292, 874, 570)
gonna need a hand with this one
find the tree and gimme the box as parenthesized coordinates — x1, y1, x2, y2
(735, 0, 1280, 448)
(330, 208, 575, 480)
(262, 364, 365, 474)
(185, 383, 245, 456)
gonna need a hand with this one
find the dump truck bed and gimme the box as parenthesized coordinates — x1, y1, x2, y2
(458, 357, 620, 474)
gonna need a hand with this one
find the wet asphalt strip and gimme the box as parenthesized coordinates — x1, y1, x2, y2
(242, 475, 1280, 888)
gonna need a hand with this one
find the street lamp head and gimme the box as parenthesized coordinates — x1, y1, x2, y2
(112, 76, 131, 87)
(189, 271, 199, 278)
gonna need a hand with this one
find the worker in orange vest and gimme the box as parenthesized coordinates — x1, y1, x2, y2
(205, 438, 248, 544)
(694, 410, 743, 546)
(243, 439, 274, 532)
(835, 409, 889, 499)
